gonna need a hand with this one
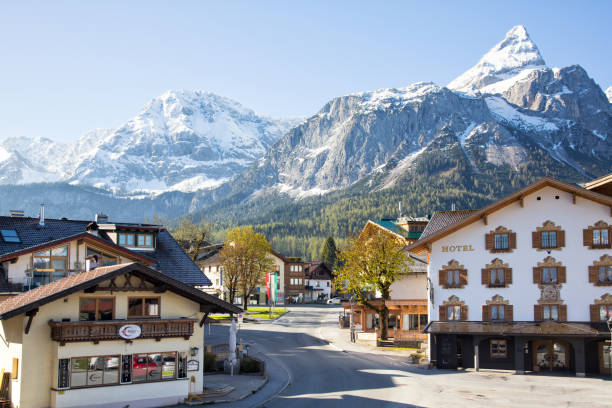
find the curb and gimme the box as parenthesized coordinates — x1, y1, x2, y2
(201, 375, 269, 405)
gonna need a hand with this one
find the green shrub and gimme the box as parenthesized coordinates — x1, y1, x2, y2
(241, 356, 261, 373)
(204, 352, 217, 371)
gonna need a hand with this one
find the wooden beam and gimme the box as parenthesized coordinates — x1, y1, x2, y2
(519, 196, 524, 208)
(84, 285, 98, 293)
(572, 193, 577, 205)
(200, 304, 216, 313)
(154, 284, 168, 293)
(482, 214, 488, 225)
(199, 312, 210, 327)
(24, 308, 38, 334)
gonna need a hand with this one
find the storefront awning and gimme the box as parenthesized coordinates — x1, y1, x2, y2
(424, 321, 609, 337)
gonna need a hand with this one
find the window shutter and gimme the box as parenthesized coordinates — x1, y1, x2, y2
(588, 266, 598, 283)
(481, 268, 488, 285)
(583, 228, 592, 247)
(505, 268, 513, 285)
(459, 269, 468, 286)
(509, 232, 517, 250)
(533, 267, 541, 284)
(505, 305, 513, 321)
(557, 230, 565, 248)
(557, 266, 566, 284)
(559, 305, 567, 322)
(485, 233, 494, 250)
(439, 306, 447, 321)
(460, 306, 468, 321)
(482, 305, 490, 321)
(532, 231, 541, 248)
(534, 305, 543, 321)
(608, 227, 612, 248)
(590, 304, 600, 322)
(439, 269, 447, 288)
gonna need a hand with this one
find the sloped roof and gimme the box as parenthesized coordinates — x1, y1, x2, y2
(408, 177, 612, 253)
(0, 216, 211, 287)
(418, 210, 477, 241)
(0, 262, 240, 320)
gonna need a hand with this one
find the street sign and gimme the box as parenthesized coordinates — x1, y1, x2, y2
(118, 324, 141, 340)
(238, 314, 243, 324)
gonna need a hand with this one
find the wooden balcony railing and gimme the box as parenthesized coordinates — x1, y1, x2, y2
(48, 318, 197, 345)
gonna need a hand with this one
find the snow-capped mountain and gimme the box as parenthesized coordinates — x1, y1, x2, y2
(0, 91, 296, 193)
(607, 86, 612, 103)
(200, 25, 611, 208)
(448, 25, 546, 95)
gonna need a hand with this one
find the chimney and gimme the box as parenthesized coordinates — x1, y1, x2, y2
(451, 203, 456, 211)
(95, 213, 108, 224)
(9, 210, 24, 217)
(39, 204, 45, 226)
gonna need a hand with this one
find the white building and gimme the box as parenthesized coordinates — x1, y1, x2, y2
(408, 177, 612, 376)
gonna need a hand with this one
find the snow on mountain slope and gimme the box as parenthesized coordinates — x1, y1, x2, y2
(607, 86, 612, 103)
(0, 91, 296, 193)
(448, 25, 546, 95)
(63, 90, 296, 193)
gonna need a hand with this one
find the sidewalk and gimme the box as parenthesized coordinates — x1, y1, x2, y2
(318, 319, 425, 365)
(199, 374, 268, 404)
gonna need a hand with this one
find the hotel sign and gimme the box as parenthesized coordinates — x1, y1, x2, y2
(441, 245, 474, 253)
(118, 324, 142, 340)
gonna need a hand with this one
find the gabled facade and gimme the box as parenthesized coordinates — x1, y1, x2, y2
(343, 217, 430, 344)
(303, 261, 333, 302)
(0, 262, 240, 408)
(0, 214, 211, 297)
(409, 177, 612, 376)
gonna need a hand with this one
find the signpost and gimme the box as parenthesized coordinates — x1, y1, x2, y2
(118, 324, 141, 340)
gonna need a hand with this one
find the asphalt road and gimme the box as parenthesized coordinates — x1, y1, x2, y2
(206, 305, 612, 408)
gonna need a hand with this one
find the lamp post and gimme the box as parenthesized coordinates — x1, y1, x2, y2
(607, 317, 612, 379)
(350, 295, 355, 343)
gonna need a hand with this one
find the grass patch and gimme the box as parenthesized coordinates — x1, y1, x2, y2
(208, 307, 288, 321)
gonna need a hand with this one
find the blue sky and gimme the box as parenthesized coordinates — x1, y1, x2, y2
(1, 1, 610, 143)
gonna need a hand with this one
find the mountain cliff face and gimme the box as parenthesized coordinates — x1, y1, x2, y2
(202, 26, 610, 209)
(606, 86, 612, 103)
(0, 91, 295, 193)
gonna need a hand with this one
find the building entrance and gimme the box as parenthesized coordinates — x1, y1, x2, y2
(533, 340, 570, 371)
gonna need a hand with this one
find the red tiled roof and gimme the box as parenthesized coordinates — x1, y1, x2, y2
(0, 264, 127, 317)
(0, 262, 241, 320)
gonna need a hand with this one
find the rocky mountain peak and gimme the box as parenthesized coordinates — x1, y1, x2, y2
(606, 86, 612, 103)
(448, 25, 546, 95)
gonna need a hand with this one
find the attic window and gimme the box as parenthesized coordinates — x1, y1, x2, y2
(1, 230, 20, 243)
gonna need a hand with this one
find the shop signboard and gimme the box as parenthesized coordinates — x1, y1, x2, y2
(187, 360, 199, 371)
(118, 324, 141, 340)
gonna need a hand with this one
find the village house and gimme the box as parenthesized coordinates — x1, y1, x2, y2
(303, 261, 333, 303)
(343, 217, 429, 345)
(199, 247, 307, 305)
(408, 177, 612, 376)
(0, 262, 240, 408)
(0, 211, 213, 298)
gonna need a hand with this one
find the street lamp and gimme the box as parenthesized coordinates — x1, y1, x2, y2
(607, 316, 612, 379)
(350, 295, 356, 343)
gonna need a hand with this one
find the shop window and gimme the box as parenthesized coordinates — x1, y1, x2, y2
(485, 226, 516, 253)
(583, 221, 611, 249)
(132, 352, 177, 383)
(137, 234, 154, 248)
(438, 260, 467, 289)
(32, 244, 68, 285)
(588, 255, 612, 286)
(118, 233, 135, 247)
(388, 314, 398, 329)
(128, 297, 160, 318)
(490, 339, 507, 358)
(70, 355, 120, 388)
(79, 297, 114, 321)
(532, 221, 565, 250)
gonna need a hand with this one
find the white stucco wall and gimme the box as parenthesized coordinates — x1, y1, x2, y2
(390, 274, 427, 300)
(428, 186, 612, 322)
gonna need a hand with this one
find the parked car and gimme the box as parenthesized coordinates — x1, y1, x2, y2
(327, 297, 342, 305)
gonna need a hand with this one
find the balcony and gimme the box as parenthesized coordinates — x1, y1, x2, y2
(48, 318, 197, 345)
